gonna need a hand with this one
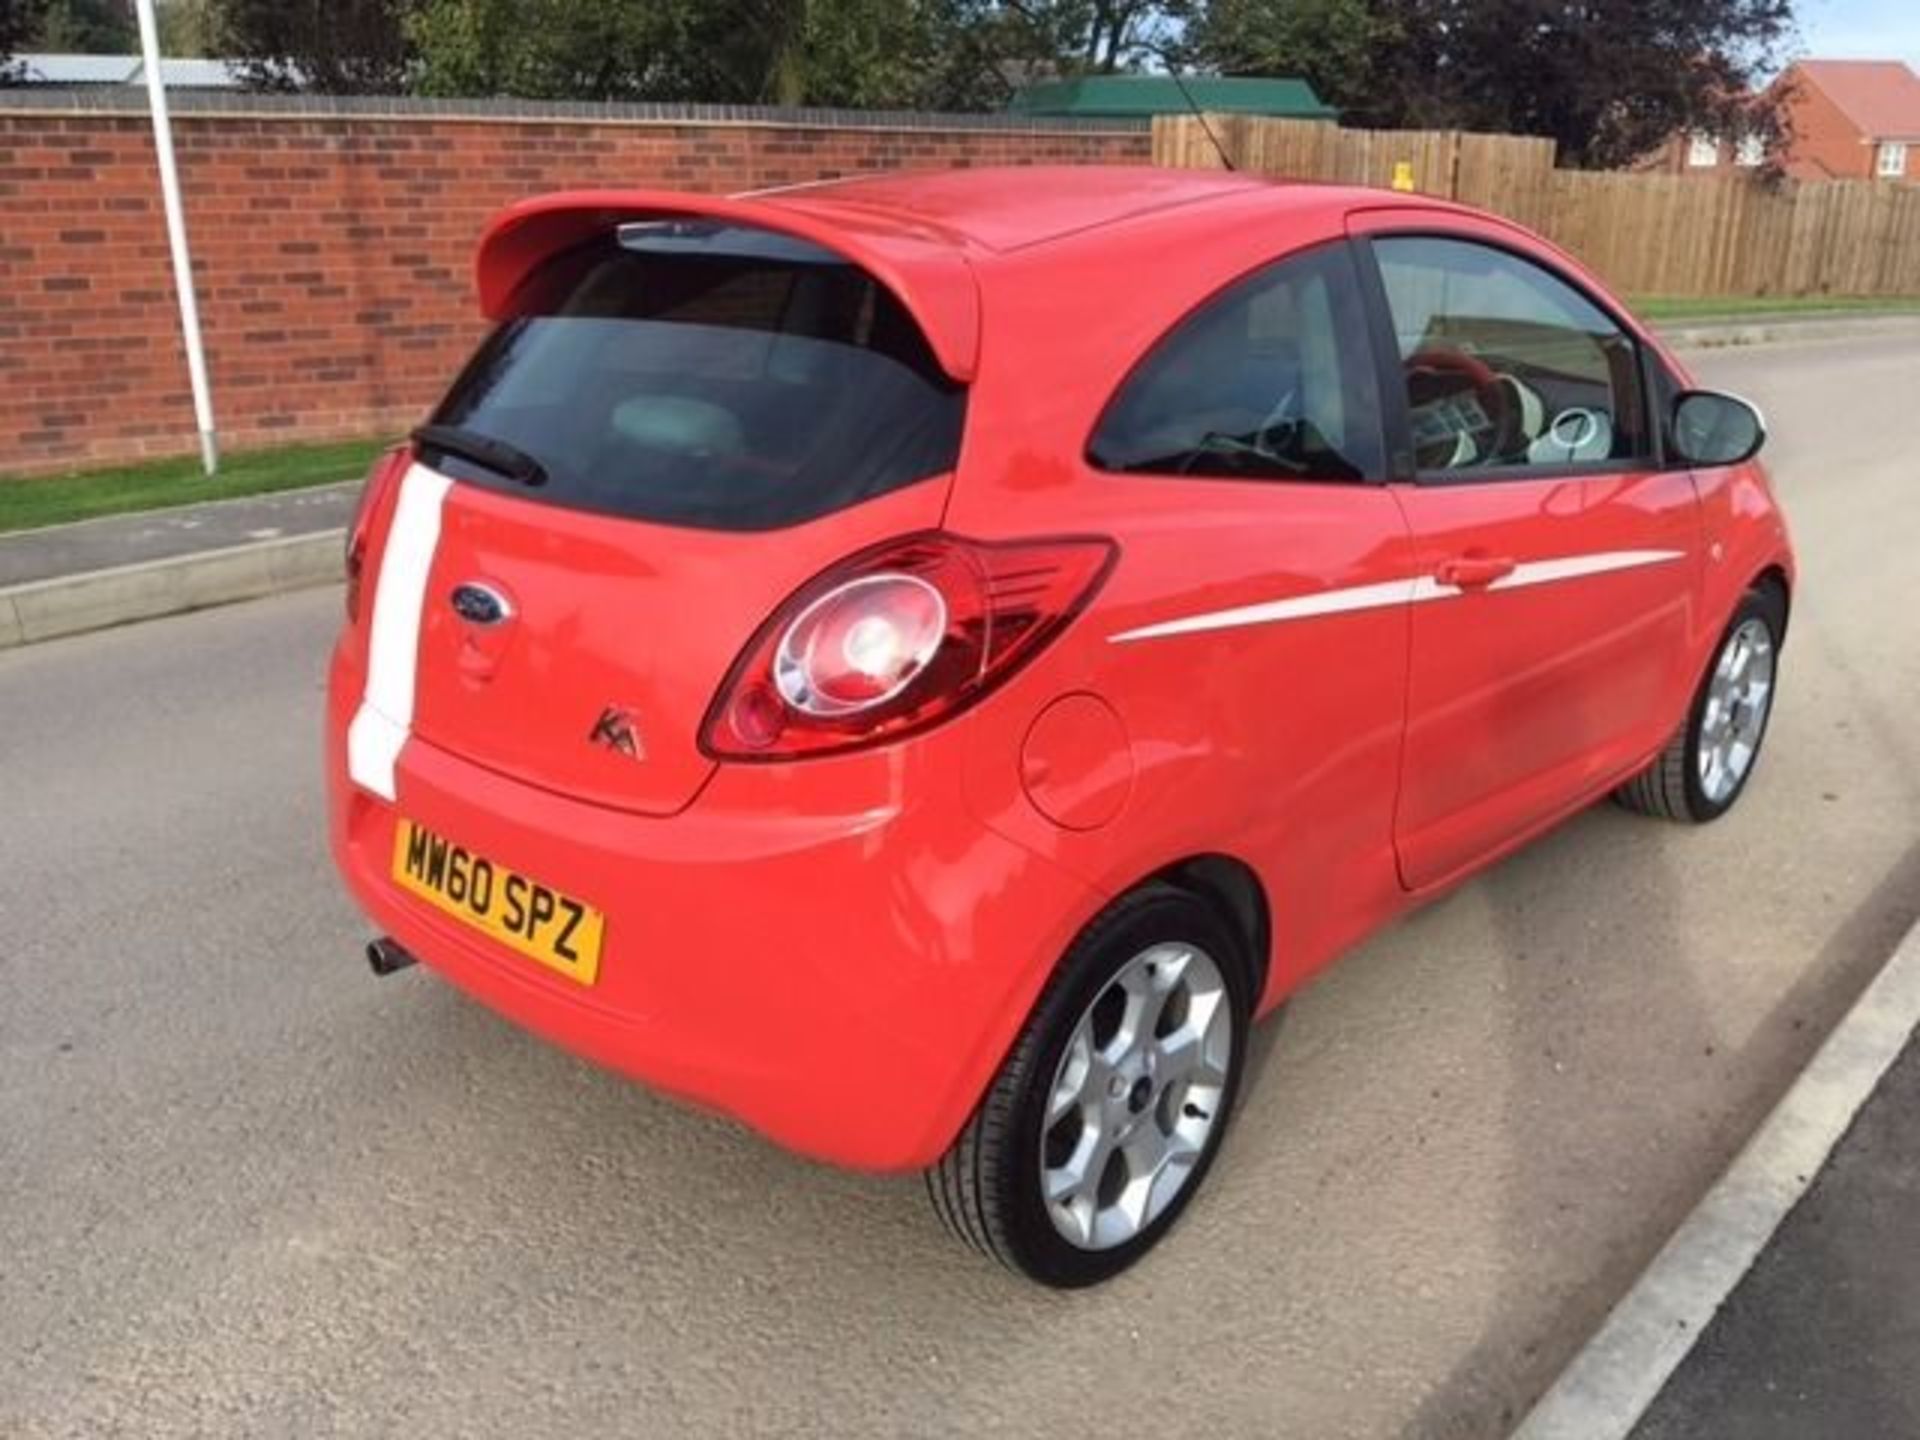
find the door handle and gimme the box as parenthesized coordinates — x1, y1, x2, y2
(1435, 554, 1517, 590)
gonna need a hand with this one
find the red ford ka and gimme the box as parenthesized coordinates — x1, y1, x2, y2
(328, 167, 1794, 1287)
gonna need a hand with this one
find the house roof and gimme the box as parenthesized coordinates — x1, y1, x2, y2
(1793, 60, 1920, 141)
(16, 52, 245, 88)
(1007, 76, 1337, 122)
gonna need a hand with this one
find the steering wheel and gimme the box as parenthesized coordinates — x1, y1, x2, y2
(1405, 349, 1521, 465)
(1253, 386, 1302, 458)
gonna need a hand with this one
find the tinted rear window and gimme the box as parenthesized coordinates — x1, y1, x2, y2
(426, 226, 966, 530)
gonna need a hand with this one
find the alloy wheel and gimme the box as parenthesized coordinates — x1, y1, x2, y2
(1699, 616, 1776, 804)
(1039, 942, 1233, 1250)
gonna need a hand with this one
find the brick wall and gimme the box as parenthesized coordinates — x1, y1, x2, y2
(0, 96, 1148, 478)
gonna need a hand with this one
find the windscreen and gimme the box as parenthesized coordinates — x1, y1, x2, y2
(426, 223, 966, 531)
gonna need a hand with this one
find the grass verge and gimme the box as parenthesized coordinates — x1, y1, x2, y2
(0, 437, 392, 534)
(1633, 294, 1920, 323)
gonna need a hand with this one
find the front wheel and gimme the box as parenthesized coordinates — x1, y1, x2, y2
(927, 884, 1251, 1288)
(1615, 581, 1786, 823)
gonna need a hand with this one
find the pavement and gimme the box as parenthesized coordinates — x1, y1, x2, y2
(0, 483, 357, 589)
(0, 484, 356, 650)
(1, 331, 1917, 1437)
(1653, 309, 1920, 351)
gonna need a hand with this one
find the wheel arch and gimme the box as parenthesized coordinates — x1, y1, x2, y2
(1751, 563, 1792, 640)
(1147, 852, 1273, 1006)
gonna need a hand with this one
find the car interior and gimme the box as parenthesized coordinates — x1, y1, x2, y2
(1376, 238, 1648, 475)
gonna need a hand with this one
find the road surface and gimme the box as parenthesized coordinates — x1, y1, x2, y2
(4, 335, 1917, 1438)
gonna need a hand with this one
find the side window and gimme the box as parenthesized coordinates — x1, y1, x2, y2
(1089, 243, 1384, 484)
(1373, 236, 1648, 476)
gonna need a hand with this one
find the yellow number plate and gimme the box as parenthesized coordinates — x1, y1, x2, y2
(392, 819, 605, 985)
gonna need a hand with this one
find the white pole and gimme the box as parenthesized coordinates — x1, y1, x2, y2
(134, 0, 218, 474)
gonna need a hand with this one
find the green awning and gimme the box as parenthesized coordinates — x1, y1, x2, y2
(1007, 75, 1337, 122)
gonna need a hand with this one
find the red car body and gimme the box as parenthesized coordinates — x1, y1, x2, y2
(327, 168, 1794, 1172)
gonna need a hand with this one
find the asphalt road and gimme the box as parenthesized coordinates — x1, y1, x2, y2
(4, 335, 1918, 1439)
(1635, 1035, 1920, 1439)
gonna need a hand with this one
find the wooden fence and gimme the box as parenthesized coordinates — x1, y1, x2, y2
(1153, 115, 1920, 297)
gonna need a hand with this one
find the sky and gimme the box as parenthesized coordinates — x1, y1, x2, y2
(1793, 0, 1920, 71)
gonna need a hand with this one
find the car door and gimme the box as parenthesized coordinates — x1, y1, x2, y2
(1349, 215, 1703, 890)
(1051, 236, 1420, 985)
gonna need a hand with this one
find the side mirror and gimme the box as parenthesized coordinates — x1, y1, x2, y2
(1671, 389, 1766, 467)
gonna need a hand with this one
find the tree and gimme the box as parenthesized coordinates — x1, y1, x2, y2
(211, 0, 412, 93)
(34, 0, 135, 52)
(158, 0, 216, 55)
(1414, 0, 1790, 168)
(404, 0, 1190, 108)
(406, 0, 687, 101)
(408, 0, 990, 109)
(1179, 0, 1392, 111)
(2, 0, 50, 79)
(1188, 0, 1796, 170)
(968, 0, 1181, 77)
(672, 0, 961, 108)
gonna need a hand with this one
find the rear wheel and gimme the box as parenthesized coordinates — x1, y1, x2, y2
(1615, 582, 1785, 823)
(927, 883, 1251, 1288)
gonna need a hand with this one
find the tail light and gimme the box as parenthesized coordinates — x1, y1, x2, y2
(344, 444, 411, 623)
(702, 532, 1117, 760)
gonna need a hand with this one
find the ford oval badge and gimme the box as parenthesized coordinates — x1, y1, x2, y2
(450, 582, 513, 627)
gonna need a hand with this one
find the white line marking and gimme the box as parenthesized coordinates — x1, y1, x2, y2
(1513, 913, 1920, 1440)
(346, 463, 450, 801)
(1109, 549, 1684, 644)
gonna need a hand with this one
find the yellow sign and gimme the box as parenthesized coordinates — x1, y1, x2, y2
(1391, 160, 1416, 193)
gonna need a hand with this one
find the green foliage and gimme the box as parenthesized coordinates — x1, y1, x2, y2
(33, 0, 134, 52)
(407, 0, 664, 101)
(1185, 0, 1797, 170)
(1, 0, 51, 79)
(211, 0, 413, 93)
(187, 0, 1800, 165)
(158, 0, 216, 56)
(405, 0, 1038, 109)
(1181, 0, 1391, 108)
(992, 0, 1182, 73)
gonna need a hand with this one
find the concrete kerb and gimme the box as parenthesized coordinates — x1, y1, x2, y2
(1662, 312, 1920, 351)
(0, 529, 345, 649)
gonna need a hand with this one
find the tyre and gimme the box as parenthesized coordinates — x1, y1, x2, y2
(1615, 581, 1786, 823)
(927, 883, 1252, 1288)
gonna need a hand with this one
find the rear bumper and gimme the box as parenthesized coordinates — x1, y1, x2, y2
(326, 647, 1100, 1171)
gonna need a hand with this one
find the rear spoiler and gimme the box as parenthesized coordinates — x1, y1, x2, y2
(474, 188, 982, 382)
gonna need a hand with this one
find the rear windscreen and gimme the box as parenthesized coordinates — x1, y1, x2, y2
(425, 225, 966, 531)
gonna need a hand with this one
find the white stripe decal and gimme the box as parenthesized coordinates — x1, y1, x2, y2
(347, 463, 452, 801)
(1110, 548, 1684, 644)
(1110, 577, 1418, 642)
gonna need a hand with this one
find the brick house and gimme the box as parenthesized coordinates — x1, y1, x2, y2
(1776, 60, 1920, 180)
(1643, 59, 1920, 181)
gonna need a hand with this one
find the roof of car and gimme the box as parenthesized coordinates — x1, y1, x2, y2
(752, 165, 1364, 254)
(474, 170, 1450, 383)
